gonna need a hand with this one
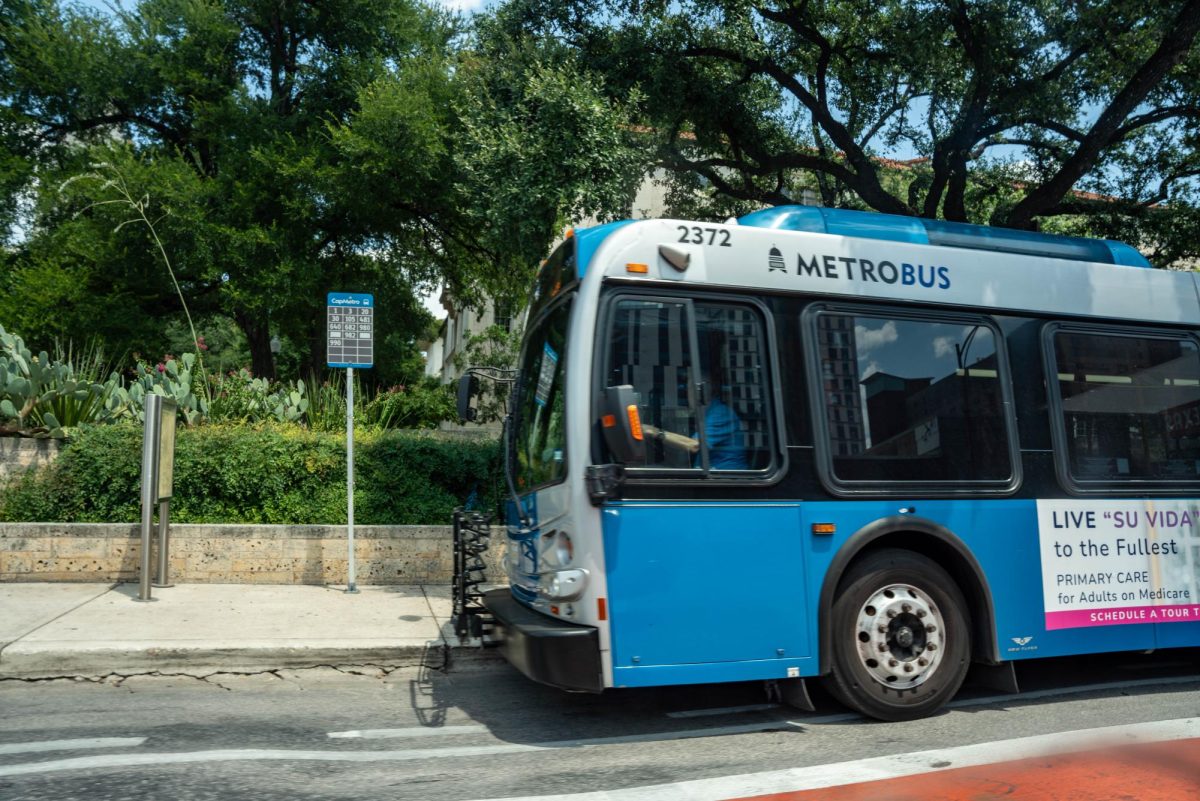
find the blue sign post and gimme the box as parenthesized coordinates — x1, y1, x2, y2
(327, 292, 374, 593)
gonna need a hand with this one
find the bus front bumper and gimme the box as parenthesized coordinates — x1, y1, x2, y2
(482, 588, 603, 693)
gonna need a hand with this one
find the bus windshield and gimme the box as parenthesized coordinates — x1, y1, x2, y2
(512, 299, 571, 490)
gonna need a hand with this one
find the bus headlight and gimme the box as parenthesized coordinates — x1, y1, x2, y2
(538, 568, 588, 601)
(554, 532, 574, 565)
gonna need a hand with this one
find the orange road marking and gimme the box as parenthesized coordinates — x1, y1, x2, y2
(736, 737, 1200, 801)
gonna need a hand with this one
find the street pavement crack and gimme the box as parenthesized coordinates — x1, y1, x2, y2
(0, 664, 405, 687)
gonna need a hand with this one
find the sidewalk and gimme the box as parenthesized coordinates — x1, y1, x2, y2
(0, 582, 480, 678)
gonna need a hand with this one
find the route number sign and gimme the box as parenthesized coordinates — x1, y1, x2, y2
(327, 292, 374, 369)
(326, 290, 375, 595)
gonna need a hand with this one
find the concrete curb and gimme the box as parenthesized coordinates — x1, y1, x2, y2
(0, 641, 504, 679)
(0, 642, 438, 678)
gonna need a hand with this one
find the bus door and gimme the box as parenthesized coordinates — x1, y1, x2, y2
(596, 295, 810, 684)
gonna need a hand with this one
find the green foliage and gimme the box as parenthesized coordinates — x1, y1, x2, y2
(0, 322, 126, 436)
(451, 37, 650, 290)
(207, 369, 308, 424)
(363, 379, 455, 430)
(124, 352, 207, 426)
(270, 381, 309, 424)
(1, 1, 454, 377)
(300, 371, 456, 431)
(166, 316, 248, 376)
(2, 145, 220, 359)
(494, 0, 1200, 262)
(0, 423, 502, 525)
(3, 0, 653, 382)
(2, 314, 457, 436)
(303, 372, 351, 433)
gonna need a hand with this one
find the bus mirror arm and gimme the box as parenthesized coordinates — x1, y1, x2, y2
(455, 367, 528, 527)
(457, 366, 517, 423)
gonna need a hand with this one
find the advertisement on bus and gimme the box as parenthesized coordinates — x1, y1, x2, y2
(1038, 500, 1200, 629)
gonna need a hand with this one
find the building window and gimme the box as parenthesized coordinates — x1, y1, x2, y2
(495, 301, 513, 333)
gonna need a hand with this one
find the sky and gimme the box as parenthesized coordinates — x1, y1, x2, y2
(854, 318, 991, 384)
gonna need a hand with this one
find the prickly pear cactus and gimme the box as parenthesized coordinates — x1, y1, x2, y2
(129, 352, 208, 426)
(0, 324, 114, 436)
(269, 380, 309, 423)
(0, 325, 42, 427)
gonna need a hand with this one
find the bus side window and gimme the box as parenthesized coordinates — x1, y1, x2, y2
(606, 299, 700, 469)
(811, 311, 1014, 485)
(1049, 329, 1200, 486)
(695, 302, 774, 471)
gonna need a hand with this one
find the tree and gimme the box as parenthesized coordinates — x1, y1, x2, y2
(1, 0, 452, 378)
(329, 13, 648, 307)
(1, 0, 650, 380)
(490, 0, 1200, 265)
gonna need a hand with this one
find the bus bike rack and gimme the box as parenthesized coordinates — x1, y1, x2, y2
(451, 508, 495, 643)
(451, 365, 516, 646)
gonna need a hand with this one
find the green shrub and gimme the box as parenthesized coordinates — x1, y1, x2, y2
(363, 379, 455, 430)
(0, 423, 501, 525)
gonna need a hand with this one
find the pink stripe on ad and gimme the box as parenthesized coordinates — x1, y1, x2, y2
(1046, 605, 1200, 630)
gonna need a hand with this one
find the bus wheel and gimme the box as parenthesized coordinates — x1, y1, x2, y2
(824, 548, 971, 721)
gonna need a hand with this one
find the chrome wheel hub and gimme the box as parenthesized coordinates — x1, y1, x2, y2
(853, 583, 946, 690)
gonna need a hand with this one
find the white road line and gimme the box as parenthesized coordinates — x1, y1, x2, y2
(948, 673, 1200, 710)
(0, 720, 802, 778)
(0, 747, 535, 777)
(327, 725, 488, 739)
(466, 717, 1200, 801)
(5, 674, 1196, 780)
(0, 737, 146, 756)
(666, 704, 779, 719)
(790, 673, 1200, 729)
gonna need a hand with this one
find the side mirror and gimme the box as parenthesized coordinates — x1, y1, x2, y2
(600, 385, 646, 463)
(457, 374, 479, 422)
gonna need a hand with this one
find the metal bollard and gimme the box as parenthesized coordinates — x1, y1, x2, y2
(153, 498, 173, 588)
(134, 395, 163, 602)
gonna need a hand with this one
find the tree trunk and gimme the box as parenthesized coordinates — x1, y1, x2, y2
(236, 311, 276, 380)
(308, 306, 327, 379)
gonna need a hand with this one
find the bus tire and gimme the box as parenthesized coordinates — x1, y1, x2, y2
(823, 548, 971, 721)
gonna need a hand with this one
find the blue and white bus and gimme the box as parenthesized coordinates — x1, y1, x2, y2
(456, 205, 1200, 721)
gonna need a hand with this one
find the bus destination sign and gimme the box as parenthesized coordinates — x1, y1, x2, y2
(327, 292, 374, 369)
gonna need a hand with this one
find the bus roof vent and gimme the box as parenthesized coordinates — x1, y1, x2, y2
(736, 206, 1151, 268)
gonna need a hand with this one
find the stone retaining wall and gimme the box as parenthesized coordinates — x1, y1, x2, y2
(0, 523, 507, 585)
(0, 438, 62, 485)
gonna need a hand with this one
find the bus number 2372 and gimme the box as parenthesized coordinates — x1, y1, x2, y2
(677, 225, 732, 246)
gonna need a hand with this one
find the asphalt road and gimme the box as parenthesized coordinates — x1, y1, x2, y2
(1, 648, 1199, 801)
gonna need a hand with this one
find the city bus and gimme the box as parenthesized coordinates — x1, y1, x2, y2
(454, 205, 1200, 721)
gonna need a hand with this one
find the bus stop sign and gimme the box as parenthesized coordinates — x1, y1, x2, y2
(327, 292, 374, 368)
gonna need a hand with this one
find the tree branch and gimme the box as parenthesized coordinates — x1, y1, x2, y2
(678, 43, 910, 214)
(1006, 0, 1200, 228)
